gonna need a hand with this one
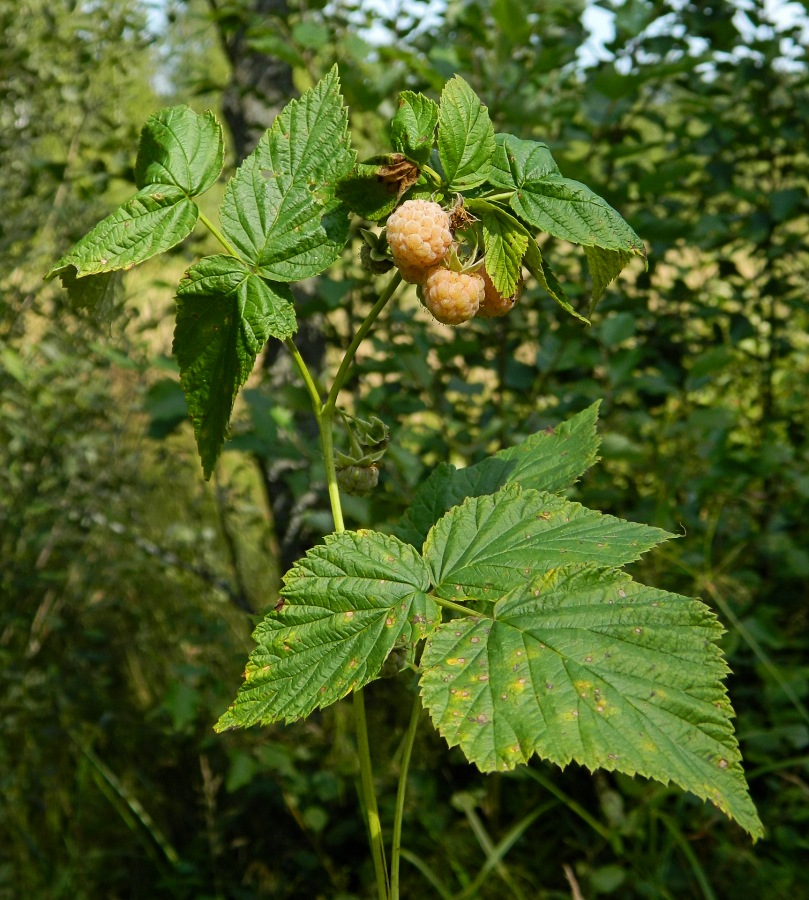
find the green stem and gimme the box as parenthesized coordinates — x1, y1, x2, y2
(319, 405, 345, 534)
(420, 164, 444, 188)
(432, 595, 486, 618)
(284, 338, 323, 412)
(355, 690, 390, 900)
(198, 210, 240, 258)
(391, 693, 422, 900)
(324, 272, 402, 416)
(483, 191, 515, 203)
(283, 277, 405, 900)
(284, 338, 345, 532)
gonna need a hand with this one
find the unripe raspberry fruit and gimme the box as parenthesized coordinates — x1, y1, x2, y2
(477, 270, 523, 318)
(337, 464, 379, 496)
(386, 200, 452, 271)
(422, 267, 484, 325)
(360, 242, 394, 275)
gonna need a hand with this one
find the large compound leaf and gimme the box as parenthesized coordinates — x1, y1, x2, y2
(135, 105, 224, 195)
(219, 69, 354, 281)
(419, 567, 763, 838)
(396, 403, 601, 547)
(438, 76, 495, 191)
(423, 484, 672, 603)
(489, 133, 560, 190)
(215, 531, 437, 729)
(391, 90, 439, 165)
(512, 176, 645, 255)
(47, 185, 197, 279)
(173, 255, 296, 478)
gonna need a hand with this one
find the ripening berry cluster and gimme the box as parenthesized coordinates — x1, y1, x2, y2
(384, 200, 522, 326)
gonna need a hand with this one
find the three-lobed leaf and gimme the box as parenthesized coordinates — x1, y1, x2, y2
(215, 531, 437, 730)
(173, 255, 296, 478)
(438, 76, 496, 191)
(419, 568, 763, 838)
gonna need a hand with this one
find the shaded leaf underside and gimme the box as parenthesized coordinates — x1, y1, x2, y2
(173, 255, 296, 478)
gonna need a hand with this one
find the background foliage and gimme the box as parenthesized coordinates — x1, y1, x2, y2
(2, 0, 808, 897)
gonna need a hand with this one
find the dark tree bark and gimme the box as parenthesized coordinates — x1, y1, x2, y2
(207, 0, 294, 159)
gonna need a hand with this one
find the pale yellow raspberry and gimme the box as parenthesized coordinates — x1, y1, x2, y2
(397, 261, 430, 284)
(386, 200, 452, 272)
(477, 269, 523, 318)
(422, 267, 484, 325)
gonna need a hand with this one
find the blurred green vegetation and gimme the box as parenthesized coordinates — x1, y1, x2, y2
(2, 0, 808, 897)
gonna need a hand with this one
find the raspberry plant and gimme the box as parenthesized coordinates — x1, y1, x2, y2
(47, 67, 763, 897)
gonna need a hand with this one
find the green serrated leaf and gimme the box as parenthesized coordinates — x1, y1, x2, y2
(489, 133, 560, 190)
(219, 69, 354, 280)
(419, 568, 763, 838)
(268, 65, 355, 202)
(173, 255, 296, 478)
(469, 201, 529, 297)
(391, 91, 439, 165)
(396, 404, 601, 548)
(523, 240, 589, 324)
(336, 162, 399, 220)
(512, 176, 645, 255)
(215, 531, 437, 730)
(496, 401, 601, 489)
(56, 269, 123, 321)
(219, 150, 338, 280)
(438, 76, 496, 191)
(47, 185, 198, 280)
(135, 106, 224, 195)
(585, 245, 635, 311)
(423, 484, 672, 602)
